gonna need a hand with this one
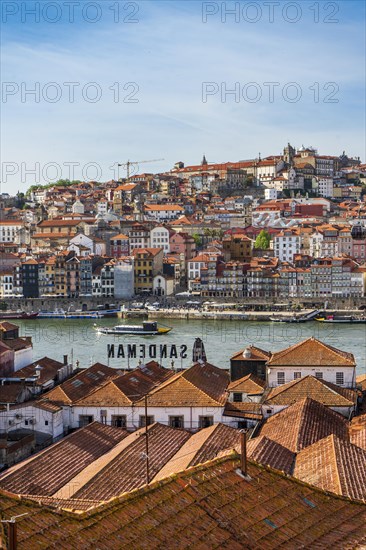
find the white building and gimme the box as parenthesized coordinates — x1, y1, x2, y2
(114, 258, 134, 299)
(266, 337, 356, 389)
(264, 188, 277, 200)
(0, 401, 64, 441)
(316, 177, 334, 198)
(0, 221, 23, 243)
(273, 229, 301, 263)
(150, 226, 170, 253)
(144, 204, 184, 222)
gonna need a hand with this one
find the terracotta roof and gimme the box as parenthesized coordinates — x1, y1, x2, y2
(0, 336, 32, 352)
(145, 204, 184, 211)
(231, 345, 270, 362)
(0, 384, 29, 404)
(357, 373, 366, 391)
(265, 375, 357, 407)
(7, 357, 64, 385)
(0, 322, 18, 332)
(1, 457, 366, 549)
(267, 337, 355, 367)
(259, 398, 349, 452)
(153, 423, 240, 482)
(247, 436, 295, 474)
(294, 434, 366, 502)
(136, 362, 229, 407)
(72, 423, 190, 501)
(0, 422, 128, 496)
(228, 373, 266, 394)
(44, 363, 118, 405)
(349, 414, 366, 451)
(75, 362, 174, 406)
(223, 401, 263, 420)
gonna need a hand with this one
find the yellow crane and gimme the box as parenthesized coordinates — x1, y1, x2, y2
(117, 159, 165, 180)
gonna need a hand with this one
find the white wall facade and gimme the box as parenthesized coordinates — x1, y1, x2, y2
(0, 405, 64, 440)
(14, 347, 33, 371)
(267, 366, 356, 388)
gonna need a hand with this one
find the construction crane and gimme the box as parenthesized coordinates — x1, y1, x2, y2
(117, 159, 165, 180)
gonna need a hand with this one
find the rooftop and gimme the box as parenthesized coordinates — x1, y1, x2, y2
(1, 457, 365, 549)
(267, 337, 355, 367)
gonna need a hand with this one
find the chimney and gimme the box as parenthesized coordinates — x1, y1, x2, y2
(63, 355, 68, 366)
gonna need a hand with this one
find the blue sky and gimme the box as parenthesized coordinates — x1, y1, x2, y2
(1, 0, 365, 192)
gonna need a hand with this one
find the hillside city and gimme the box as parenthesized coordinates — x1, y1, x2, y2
(1, 144, 366, 547)
(1, 144, 366, 306)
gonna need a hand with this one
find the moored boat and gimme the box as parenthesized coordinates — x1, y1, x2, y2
(316, 315, 366, 324)
(95, 321, 172, 335)
(0, 311, 38, 320)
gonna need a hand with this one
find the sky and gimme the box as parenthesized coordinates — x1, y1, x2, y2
(1, 0, 365, 193)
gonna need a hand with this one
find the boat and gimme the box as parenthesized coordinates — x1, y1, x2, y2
(0, 311, 38, 320)
(95, 321, 172, 335)
(315, 315, 366, 324)
(38, 309, 102, 319)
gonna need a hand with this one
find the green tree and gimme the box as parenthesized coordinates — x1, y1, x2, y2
(254, 230, 270, 249)
(192, 233, 202, 248)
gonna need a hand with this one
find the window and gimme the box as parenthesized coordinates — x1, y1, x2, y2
(169, 416, 184, 429)
(315, 372, 323, 379)
(336, 372, 344, 385)
(111, 415, 127, 428)
(233, 392, 243, 403)
(293, 372, 301, 380)
(277, 372, 285, 385)
(139, 415, 154, 428)
(45, 420, 49, 426)
(199, 416, 213, 429)
(79, 415, 94, 427)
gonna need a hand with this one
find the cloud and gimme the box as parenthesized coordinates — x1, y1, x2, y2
(1, 0, 365, 191)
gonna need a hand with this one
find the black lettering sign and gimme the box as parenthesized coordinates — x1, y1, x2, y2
(107, 344, 115, 358)
(160, 344, 167, 359)
(117, 344, 125, 358)
(170, 345, 178, 359)
(149, 344, 157, 358)
(180, 344, 187, 359)
(139, 344, 146, 359)
(127, 344, 137, 358)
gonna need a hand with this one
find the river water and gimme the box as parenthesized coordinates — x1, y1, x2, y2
(15, 318, 366, 377)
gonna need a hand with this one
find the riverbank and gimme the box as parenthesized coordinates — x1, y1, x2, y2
(127, 308, 365, 322)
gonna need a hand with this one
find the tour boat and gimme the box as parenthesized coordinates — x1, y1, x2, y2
(95, 321, 172, 335)
(316, 315, 366, 324)
(38, 309, 102, 319)
(0, 311, 39, 320)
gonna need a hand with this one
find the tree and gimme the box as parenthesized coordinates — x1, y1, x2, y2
(192, 233, 202, 248)
(254, 230, 270, 250)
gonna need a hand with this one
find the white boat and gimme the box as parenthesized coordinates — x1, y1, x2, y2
(95, 321, 172, 335)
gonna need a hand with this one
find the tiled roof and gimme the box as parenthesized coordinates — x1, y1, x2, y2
(153, 423, 240, 482)
(0, 337, 32, 352)
(0, 422, 128, 496)
(136, 362, 229, 407)
(71, 423, 190, 501)
(349, 414, 366, 451)
(259, 398, 349, 452)
(0, 322, 19, 332)
(267, 337, 355, 367)
(357, 373, 366, 391)
(0, 384, 28, 404)
(223, 401, 263, 420)
(228, 373, 266, 394)
(44, 363, 118, 404)
(7, 357, 64, 385)
(1, 457, 366, 549)
(294, 434, 366, 502)
(75, 363, 174, 406)
(265, 375, 357, 407)
(247, 436, 295, 474)
(231, 345, 270, 362)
